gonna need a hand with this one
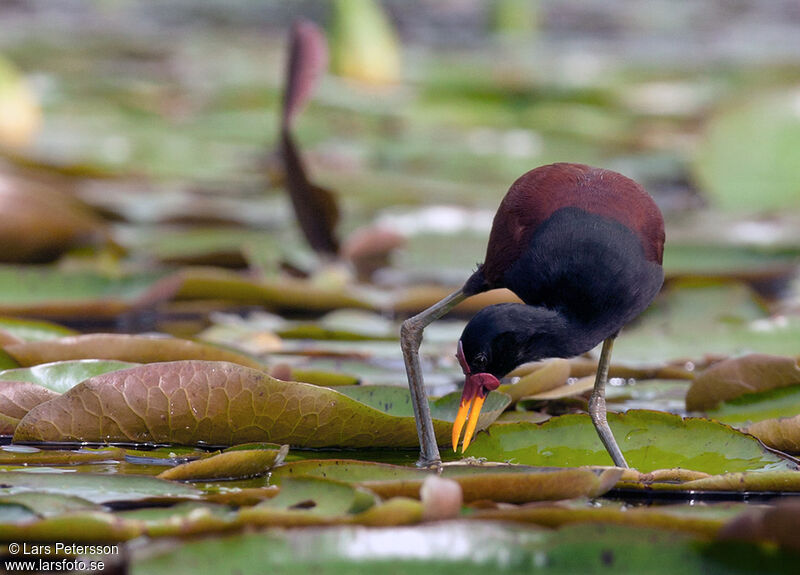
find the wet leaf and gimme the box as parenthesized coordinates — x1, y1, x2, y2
(4, 334, 263, 369)
(687, 354, 800, 411)
(157, 446, 287, 481)
(464, 410, 791, 473)
(0, 359, 137, 393)
(0, 471, 201, 504)
(13, 361, 506, 448)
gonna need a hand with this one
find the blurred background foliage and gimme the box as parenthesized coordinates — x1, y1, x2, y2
(0, 0, 797, 324)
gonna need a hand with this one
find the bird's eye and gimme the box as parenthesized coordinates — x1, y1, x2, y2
(473, 353, 488, 371)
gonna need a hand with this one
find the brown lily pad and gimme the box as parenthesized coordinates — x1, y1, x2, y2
(747, 415, 800, 453)
(498, 358, 571, 401)
(687, 354, 800, 411)
(12, 361, 493, 448)
(4, 333, 264, 369)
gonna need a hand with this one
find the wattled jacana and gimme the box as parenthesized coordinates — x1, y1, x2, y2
(401, 163, 664, 467)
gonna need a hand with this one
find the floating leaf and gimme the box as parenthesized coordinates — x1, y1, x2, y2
(746, 416, 800, 453)
(687, 354, 800, 411)
(258, 476, 376, 515)
(520, 375, 595, 401)
(465, 410, 791, 474)
(706, 385, 800, 428)
(719, 499, 800, 551)
(0, 266, 179, 318)
(4, 334, 263, 369)
(0, 381, 59, 431)
(681, 470, 800, 492)
(176, 267, 374, 312)
(498, 359, 570, 401)
(472, 499, 735, 538)
(0, 176, 106, 263)
(270, 459, 620, 503)
(0, 471, 201, 504)
(0, 446, 125, 465)
(0, 492, 102, 517)
(0, 510, 142, 543)
(118, 502, 241, 538)
(0, 359, 137, 393)
(13, 361, 507, 448)
(614, 283, 800, 362)
(693, 90, 800, 212)
(0, 316, 76, 342)
(157, 447, 286, 481)
(129, 522, 800, 574)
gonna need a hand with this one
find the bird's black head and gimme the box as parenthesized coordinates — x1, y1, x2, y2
(458, 303, 566, 379)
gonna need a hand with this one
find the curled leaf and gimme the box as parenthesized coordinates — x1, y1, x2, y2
(746, 415, 800, 453)
(158, 446, 287, 481)
(687, 354, 800, 411)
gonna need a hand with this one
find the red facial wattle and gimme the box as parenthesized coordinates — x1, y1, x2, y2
(452, 342, 500, 452)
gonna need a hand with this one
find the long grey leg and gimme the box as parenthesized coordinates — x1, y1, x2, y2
(588, 336, 629, 468)
(400, 289, 467, 466)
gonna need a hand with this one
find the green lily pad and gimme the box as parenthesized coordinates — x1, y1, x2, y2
(337, 385, 511, 430)
(0, 471, 201, 504)
(707, 385, 800, 427)
(0, 359, 137, 393)
(615, 283, 800, 362)
(13, 361, 508, 448)
(129, 522, 800, 574)
(0, 510, 144, 543)
(0, 491, 102, 517)
(464, 410, 792, 474)
(0, 446, 126, 465)
(693, 91, 800, 212)
(0, 265, 177, 317)
(157, 447, 287, 481)
(0, 316, 76, 342)
(257, 476, 377, 516)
